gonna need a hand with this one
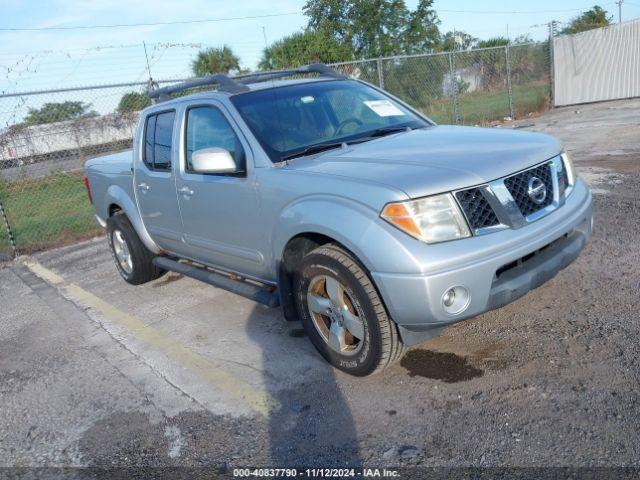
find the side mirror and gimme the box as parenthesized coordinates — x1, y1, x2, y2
(191, 147, 236, 174)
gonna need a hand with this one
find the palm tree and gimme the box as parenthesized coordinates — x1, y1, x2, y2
(191, 46, 241, 76)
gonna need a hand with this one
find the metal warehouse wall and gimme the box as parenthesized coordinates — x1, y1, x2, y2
(553, 19, 640, 106)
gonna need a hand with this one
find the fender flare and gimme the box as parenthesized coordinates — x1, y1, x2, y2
(104, 184, 160, 254)
(272, 195, 419, 276)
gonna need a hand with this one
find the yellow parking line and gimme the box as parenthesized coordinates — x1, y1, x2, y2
(23, 259, 65, 285)
(24, 259, 279, 417)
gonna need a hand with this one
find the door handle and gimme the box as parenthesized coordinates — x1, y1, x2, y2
(178, 186, 194, 197)
(137, 182, 150, 191)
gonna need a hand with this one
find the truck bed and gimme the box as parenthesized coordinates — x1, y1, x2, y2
(85, 150, 134, 221)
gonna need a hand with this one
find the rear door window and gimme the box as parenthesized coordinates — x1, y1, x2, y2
(143, 111, 175, 171)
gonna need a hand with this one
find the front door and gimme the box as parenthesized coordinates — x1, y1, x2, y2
(134, 109, 185, 254)
(176, 103, 266, 280)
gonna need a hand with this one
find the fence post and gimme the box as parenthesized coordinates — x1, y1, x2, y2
(548, 22, 556, 107)
(505, 44, 515, 120)
(376, 57, 385, 88)
(448, 52, 461, 125)
(0, 195, 17, 259)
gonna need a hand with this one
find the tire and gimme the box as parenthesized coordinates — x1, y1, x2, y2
(293, 243, 405, 376)
(106, 212, 164, 285)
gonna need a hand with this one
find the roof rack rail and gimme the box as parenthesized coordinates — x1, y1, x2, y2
(148, 63, 346, 102)
(235, 63, 347, 84)
(148, 74, 249, 101)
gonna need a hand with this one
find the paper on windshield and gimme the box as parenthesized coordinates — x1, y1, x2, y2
(363, 100, 405, 117)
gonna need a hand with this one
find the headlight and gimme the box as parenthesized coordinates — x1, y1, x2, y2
(381, 193, 471, 244)
(561, 151, 576, 185)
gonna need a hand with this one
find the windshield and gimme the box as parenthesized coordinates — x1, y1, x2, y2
(230, 80, 430, 162)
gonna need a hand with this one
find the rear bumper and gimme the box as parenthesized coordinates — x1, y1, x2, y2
(371, 178, 593, 345)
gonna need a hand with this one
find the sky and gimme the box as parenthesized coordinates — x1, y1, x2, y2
(1, 0, 639, 124)
(2, 0, 640, 90)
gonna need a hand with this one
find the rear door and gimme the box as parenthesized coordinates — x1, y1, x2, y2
(175, 102, 266, 279)
(134, 109, 185, 254)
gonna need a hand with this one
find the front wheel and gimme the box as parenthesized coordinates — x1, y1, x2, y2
(293, 244, 405, 376)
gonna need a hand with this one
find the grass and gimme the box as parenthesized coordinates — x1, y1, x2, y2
(0, 171, 102, 256)
(422, 82, 550, 125)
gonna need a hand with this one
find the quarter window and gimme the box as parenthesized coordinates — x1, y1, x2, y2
(185, 106, 246, 174)
(143, 115, 156, 169)
(143, 111, 175, 171)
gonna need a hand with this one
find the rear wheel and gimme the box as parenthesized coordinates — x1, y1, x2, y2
(106, 213, 164, 285)
(293, 244, 405, 376)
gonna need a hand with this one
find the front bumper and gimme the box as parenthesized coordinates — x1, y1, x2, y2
(371, 178, 593, 345)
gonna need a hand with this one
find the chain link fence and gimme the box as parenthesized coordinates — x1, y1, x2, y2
(332, 42, 550, 125)
(0, 42, 550, 260)
(0, 80, 187, 259)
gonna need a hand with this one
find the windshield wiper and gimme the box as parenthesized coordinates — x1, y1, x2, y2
(279, 126, 417, 162)
(366, 125, 413, 138)
(280, 142, 346, 162)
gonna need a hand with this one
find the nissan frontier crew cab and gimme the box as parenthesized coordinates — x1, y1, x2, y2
(84, 64, 593, 376)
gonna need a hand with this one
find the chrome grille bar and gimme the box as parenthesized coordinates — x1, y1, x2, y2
(455, 155, 569, 236)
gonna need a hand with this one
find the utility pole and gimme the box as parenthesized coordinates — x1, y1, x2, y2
(143, 41, 152, 81)
(616, 0, 623, 24)
(143, 41, 159, 102)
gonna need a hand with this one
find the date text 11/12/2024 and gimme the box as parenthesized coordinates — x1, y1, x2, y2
(232, 468, 400, 477)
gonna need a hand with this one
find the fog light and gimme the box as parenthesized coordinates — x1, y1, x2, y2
(441, 286, 470, 315)
(443, 289, 456, 307)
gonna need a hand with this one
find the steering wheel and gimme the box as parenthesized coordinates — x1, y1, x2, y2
(334, 118, 363, 137)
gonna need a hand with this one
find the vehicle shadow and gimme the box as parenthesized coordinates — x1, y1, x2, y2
(245, 304, 363, 468)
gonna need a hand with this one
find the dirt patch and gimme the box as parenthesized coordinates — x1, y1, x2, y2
(576, 167, 626, 195)
(583, 154, 640, 173)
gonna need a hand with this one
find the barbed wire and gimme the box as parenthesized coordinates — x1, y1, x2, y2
(0, 42, 221, 96)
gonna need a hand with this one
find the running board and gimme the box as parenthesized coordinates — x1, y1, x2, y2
(152, 256, 280, 308)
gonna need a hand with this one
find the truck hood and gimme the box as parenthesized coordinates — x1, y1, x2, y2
(286, 126, 562, 198)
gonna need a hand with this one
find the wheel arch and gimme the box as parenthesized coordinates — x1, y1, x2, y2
(278, 232, 338, 322)
(277, 231, 383, 324)
(272, 196, 417, 323)
(108, 203, 122, 217)
(104, 184, 160, 254)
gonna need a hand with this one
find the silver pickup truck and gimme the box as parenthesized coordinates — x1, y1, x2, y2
(84, 64, 593, 376)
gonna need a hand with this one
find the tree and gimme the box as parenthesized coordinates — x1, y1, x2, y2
(303, 0, 440, 58)
(561, 5, 612, 35)
(403, 0, 441, 54)
(191, 46, 241, 76)
(475, 37, 509, 49)
(117, 91, 151, 113)
(23, 102, 97, 126)
(259, 29, 353, 70)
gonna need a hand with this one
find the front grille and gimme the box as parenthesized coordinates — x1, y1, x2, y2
(504, 162, 554, 217)
(455, 187, 500, 230)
